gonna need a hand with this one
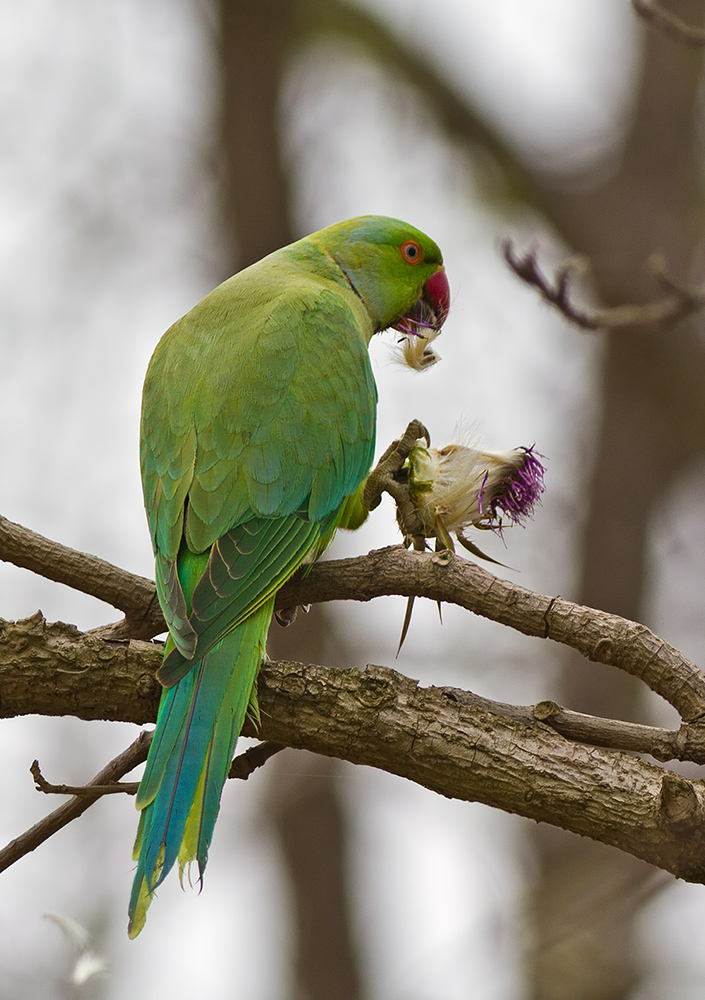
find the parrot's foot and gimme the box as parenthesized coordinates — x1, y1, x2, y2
(362, 419, 430, 542)
(274, 604, 311, 627)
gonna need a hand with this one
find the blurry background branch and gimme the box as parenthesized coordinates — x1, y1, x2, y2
(633, 0, 705, 45)
(502, 241, 705, 331)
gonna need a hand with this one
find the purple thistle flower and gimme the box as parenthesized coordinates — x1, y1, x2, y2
(407, 439, 547, 546)
(483, 446, 546, 527)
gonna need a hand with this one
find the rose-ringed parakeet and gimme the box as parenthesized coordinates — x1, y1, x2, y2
(128, 215, 450, 937)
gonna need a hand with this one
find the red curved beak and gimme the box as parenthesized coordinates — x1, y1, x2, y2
(392, 266, 450, 338)
(423, 267, 450, 327)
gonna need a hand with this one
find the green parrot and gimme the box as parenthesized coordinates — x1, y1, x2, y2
(128, 215, 450, 937)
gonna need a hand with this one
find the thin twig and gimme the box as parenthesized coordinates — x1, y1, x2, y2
(0, 732, 151, 874)
(502, 240, 705, 331)
(29, 741, 288, 799)
(31, 760, 140, 797)
(2, 738, 288, 874)
(633, 0, 705, 47)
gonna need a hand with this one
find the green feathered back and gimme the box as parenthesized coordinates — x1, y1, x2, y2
(141, 246, 377, 660)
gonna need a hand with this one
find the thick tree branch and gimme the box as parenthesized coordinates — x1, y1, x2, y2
(2, 517, 704, 720)
(4, 508, 705, 881)
(2, 619, 705, 882)
(281, 548, 705, 720)
(0, 515, 161, 637)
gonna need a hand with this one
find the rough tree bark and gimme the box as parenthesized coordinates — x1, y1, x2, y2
(4, 540, 705, 880)
(4, 522, 705, 868)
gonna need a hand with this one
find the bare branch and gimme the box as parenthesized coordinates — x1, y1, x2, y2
(2, 516, 705, 720)
(253, 661, 705, 881)
(0, 738, 287, 874)
(279, 547, 705, 722)
(4, 615, 705, 878)
(633, 0, 705, 47)
(0, 515, 162, 639)
(0, 731, 151, 874)
(532, 700, 702, 763)
(29, 739, 286, 799)
(228, 740, 288, 779)
(5, 503, 705, 879)
(31, 759, 141, 797)
(502, 240, 705, 331)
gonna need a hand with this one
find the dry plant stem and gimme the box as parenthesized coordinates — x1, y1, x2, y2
(633, 0, 705, 46)
(0, 731, 151, 874)
(502, 240, 705, 331)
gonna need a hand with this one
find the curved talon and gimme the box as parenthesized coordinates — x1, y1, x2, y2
(274, 606, 299, 627)
(399, 419, 430, 453)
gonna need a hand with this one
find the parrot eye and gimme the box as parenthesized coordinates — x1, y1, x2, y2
(400, 240, 423, 264)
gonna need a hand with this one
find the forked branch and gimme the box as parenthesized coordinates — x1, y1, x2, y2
(1, 738, 288, 872)
(502, 240, 705, 331)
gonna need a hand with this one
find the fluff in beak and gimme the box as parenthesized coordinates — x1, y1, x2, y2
(393, 268, 450, 371)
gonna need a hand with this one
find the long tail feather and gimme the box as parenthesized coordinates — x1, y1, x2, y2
(127, 598, 273, 938)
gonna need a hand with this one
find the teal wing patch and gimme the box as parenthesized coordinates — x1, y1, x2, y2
(157, 511, 338, 687)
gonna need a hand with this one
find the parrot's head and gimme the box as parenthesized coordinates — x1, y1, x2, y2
(309, 216, 450, 340)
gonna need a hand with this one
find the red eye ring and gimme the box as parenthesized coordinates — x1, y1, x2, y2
(400, 240, 423, 264)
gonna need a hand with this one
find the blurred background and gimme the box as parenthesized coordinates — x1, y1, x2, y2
(2, 1, 705, 997)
